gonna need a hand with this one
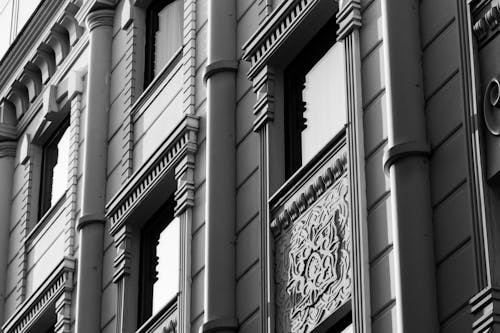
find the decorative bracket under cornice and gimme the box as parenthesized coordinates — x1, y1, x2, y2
(0, 0, 84, 121)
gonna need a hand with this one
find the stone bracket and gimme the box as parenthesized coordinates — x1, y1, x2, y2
(470, 286, 500, 332)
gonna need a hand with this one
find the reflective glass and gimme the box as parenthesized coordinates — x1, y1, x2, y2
(0, 0, 13, 57)
(301, 42, 346, 165)
(16, 0, 40, 32)
(154, 0, 183, 76)
(49, 127, 70, 207)
(152, 216, 180, 314)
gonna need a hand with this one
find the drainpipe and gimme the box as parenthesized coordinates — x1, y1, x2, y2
(201, 0, 238, 332)
(381, 1, 439, 332)
(0, 137, 16, 326)
(75, 8, 114, 333)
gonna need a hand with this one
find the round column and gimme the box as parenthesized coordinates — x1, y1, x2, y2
(75, 8, 114, 333)
(381, 0, 439, 332)
(202, 0, 238, 332)
(0, 141, 16, 326)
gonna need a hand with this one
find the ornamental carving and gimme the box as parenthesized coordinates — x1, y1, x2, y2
(275, 175, 351, 333)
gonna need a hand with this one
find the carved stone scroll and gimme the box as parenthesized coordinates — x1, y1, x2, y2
(274, 168, 351, 333)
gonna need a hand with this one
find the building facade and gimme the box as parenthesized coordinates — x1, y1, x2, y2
(0, 0, 498, 332)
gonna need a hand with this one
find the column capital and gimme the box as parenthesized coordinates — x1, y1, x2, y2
(86, 8, 114, 31)
(0, 141, 16, 158)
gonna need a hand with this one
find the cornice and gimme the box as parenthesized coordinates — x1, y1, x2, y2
(106, 114, 199, 235)
(1, 257, 76, 333)
(0, 0, 84, 123)
(243, 0, 335, 80)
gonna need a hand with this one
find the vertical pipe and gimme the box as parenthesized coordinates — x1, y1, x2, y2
(380, 1, 439, 332)
(201, 0, 238, 332)
(0, 141, 16, 326)
(75, 8, 114, 333)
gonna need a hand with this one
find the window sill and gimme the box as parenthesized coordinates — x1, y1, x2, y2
(270, 126, 347, 211)
(25, 189, 68, 249)
(136, 294, 178, 333)
(130, 47, 182, 122)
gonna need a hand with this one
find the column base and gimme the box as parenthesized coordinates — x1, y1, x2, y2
(200, 318, 238, 333)
(470, 286, 500, 332)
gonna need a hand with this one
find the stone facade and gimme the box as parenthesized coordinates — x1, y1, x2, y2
(0, 0, 498, 333)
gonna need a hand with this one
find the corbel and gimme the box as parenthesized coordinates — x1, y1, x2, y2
(46, 24, 71, 65)
(0, 100, 17, 141)
(42, 85, 59, 121)
(120, 0, 136, 30)
(112, 224, 133, 283)
(33, 43, 56, 84)
(60, 2, 84, 46)
(19, 134, 30, 165)
(252, 65, 275, 132)
(174, 153, 196, 216)
(19, 62, 43, 102)
(7, 81, 29, 119)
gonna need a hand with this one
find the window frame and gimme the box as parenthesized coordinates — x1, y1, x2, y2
(284, 16, 342, 177)
(38, 116, 70, 220)
(137, 195, 179, 328)
(144, 0, 183, 88)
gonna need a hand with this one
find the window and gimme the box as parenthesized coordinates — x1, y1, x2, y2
(284, 17, 346, 177)
(138, 197, 180, 327)
(39, 117, 70, 218)
(0, 0, 42, 59)
(144, 0, 183, 86)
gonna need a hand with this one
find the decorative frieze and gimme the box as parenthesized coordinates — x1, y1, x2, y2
(243, 0, 329, 80)
(274, 170, 351, 333)
(107, 114, 199, 233)
(271, 150, 348, 234)
(2, 257, 75, 333)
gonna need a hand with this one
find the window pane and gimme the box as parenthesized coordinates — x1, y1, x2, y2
(152, 216, 180, 314)
(49, 127, 70, 206)
(340, 323, 353, 333)
(17, 0, 41, 33)
(301, 42, 346, 164)
(0, 0, 13, 57)
(154, 0, 183, 76)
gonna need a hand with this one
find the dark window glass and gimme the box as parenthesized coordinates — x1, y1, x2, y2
(39, 119, 70, 218)
(144, 0, 183, 86)
(138, 198, 180, 326)
(285, 18, 346, 176)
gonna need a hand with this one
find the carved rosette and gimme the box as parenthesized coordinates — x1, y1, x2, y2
(275, 175, 351, 333)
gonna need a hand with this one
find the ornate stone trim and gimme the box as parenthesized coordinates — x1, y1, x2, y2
(106, 114, 199, 234)
(0, 1, 84, 120)
(252, 66, 275, 132)
(472, 1, 500, 42)
(336, 0, 361, 41)
(470, 286, 500, 332)
(274, 175, 351, 333)
(271, 149, 348, 234)
(182, 0, 197, 117)
(1, 257, 75, 333)
(243, 0, 335, 80)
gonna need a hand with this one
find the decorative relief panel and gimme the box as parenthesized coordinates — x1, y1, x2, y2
(274, 162, 351, 333)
